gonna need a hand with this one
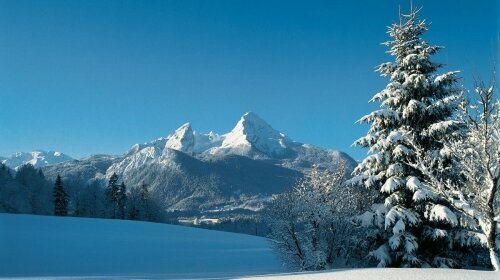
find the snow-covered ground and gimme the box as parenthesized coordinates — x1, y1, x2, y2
(0, 213, 284, 278)
(241, 268, 497, 280)
(1, 214, 496, 280)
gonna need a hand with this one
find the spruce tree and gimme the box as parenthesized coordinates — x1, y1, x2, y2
(105, 173, 119, 218)
(352, 8, 465, 267)
(53, 175, 68, 216)
(139, 181, 150, 220)
(117, 182, 127, 219)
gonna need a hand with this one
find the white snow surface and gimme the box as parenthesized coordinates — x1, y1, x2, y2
(1, 150, 73, 170)
(0, 213, 284, 278)
(165, 122, 196, 152)
(240, 268, 497, 280)
(214, 112, 291, 158)
(0, 215, 495, 279)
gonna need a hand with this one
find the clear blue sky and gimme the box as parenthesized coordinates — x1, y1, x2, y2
(0, 0, 497, 160)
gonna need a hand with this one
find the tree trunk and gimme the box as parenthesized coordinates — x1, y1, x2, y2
(486, 176, 499, 271)
(488, 245, 500, 271)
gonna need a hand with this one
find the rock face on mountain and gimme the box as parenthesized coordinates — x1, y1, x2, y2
(43, 112, 356, 229)
(2, 150, 73, 170)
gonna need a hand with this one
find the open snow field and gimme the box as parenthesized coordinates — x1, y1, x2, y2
(1, 214, 497, 280)
(241, 268, 498, 280)
(0, 213, 284, 279)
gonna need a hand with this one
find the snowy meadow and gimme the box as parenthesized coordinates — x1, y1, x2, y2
(0, 2, 498, 279)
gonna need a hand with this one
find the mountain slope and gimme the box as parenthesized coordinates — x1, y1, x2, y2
(43, 154, 118, 184)
(108, 149, 301, 212)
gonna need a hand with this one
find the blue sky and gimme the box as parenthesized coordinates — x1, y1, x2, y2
(0, 0, 497, 160)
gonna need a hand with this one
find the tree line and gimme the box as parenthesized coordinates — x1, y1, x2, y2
(0, 165, 163, 223)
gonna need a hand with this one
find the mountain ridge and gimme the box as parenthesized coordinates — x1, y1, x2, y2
(1, 150, 74, 170)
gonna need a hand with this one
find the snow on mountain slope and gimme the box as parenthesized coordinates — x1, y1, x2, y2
(43, 154, 118, 184)
(212, 112, 293, 158)
(127, 137, 168, 156)
(108, 141, 180, 177)
(241, 268, 497, 280)
(166, 123, 224, 154)
(1, 150, 73, 170)
(166, 122, 196, 152)
(0, 213, 284, 278)
(193, 130, 224, 152)
(108, 122, 225, 177)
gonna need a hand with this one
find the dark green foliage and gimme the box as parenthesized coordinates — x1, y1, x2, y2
(117, 182, 127, 219)
(15, 164, 52, 214)
(105, 173, 120, 218)
(104, 173, 128, 219)
(53, 175, 68, 216)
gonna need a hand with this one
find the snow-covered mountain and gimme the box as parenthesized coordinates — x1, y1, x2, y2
(43, 112, 356, 230)
(2, 150, 73, 170)
(112, 112, 354, 173)
(209, 112, 292, 158)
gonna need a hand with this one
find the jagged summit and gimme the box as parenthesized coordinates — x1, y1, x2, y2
(217, 112, 291, 158)
(166, 123, 195, 153)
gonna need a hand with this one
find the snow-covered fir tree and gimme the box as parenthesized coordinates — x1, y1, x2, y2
(53, 175, 68, 216)
(351, 8, 468, 267)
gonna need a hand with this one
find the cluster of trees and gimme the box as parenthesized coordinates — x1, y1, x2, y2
(266, 162, 377, 270)
(0, 165, 164, 223)
(268, 8, 499, 271)
(0, 164, 52, 215)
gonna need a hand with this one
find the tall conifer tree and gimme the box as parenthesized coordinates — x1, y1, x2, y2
(53, 175, 68, 216)
(106, 173, 119, 218)
(352, 8, 465, 267)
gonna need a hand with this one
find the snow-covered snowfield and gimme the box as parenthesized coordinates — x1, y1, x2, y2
(1, 213, 496, 280)
(0, 213, 284, 278)
(241, 268, 497, 280)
